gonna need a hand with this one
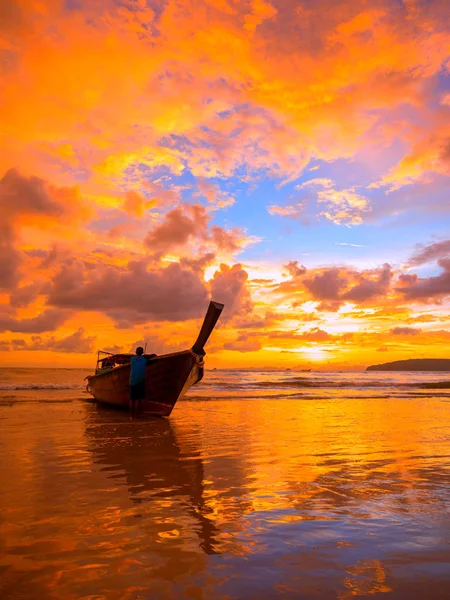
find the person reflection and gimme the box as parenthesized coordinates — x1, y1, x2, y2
(84, 405, 218, 555)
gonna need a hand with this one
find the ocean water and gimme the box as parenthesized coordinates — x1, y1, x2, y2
(1, 368, 450, 599)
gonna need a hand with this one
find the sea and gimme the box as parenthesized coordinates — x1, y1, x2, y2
(1, 367, 450, 599)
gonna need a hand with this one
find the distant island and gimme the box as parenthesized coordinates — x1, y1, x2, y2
(367, 359, 450, 371)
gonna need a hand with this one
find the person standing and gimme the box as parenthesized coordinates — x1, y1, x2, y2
(130, 346, 146, 418)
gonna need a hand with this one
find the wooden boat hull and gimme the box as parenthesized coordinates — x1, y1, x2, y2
(86, 350, 203, 417)
(85, 301, 224, 417)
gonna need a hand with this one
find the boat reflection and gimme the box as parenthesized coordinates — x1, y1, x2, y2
(84, 405, 219, 555)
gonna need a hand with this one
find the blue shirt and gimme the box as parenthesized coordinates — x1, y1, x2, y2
(130, 355, 146, 385)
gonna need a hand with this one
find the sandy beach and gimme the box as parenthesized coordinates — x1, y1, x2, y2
(0, 368, 449, 599)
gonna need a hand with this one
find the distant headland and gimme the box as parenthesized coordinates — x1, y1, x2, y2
(366, 359, 450, 371)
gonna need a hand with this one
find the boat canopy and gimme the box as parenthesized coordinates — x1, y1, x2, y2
(94, 351, 132, 374)
(94, 351, 158, 375)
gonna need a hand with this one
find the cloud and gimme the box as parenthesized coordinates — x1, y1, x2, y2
(303, 268, 348, 309)
(179, 252, 216, 274)
(145, 205, 208, 255)
(408, 239, 450, 266)
(297, 178, 334, 189)
(233, 314, 273, 329)
(0, 168, 88, 227)
(144, 203, 246, 258)
(390, 327, 422, 336)
(128, 333, 184, 355)
(283, 260, 307, 278)
(299, 327, 331, 342)
(209, 225, 242, 253)
(10, 282, 45, 308)
(0, 169, 89, 290)
(224, 333, 262, 352)
(209, 263, 253, 321)
(103, 344, 123, 355)
(0, 239, 22, 290)
(29, 329, 96, 353)
(195, 178, 235, 209)
(397, 258, 450, 302)
(1, 0, 449, 215)
(317, 187, 370, 226)
(48, 259, 209, 323)
(268, 203, 305, 218)
(335, 242, 366, 248)
(0, 308, 70, 333)
(123, 190, 156, 217)
(275, 262, 395, 311)
(265, 327, 332, 342)
(342, 264, 392, 303)
(377, 115, 450, 191)
(1, 0, 449, 195)
(269, 181, 371, 226)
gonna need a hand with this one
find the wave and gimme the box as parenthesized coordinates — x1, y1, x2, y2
(204, 378, 450, 390)
(184, 392, 450, 401)
(1, 378, 449, 394)
(0, 384, 84, 390)
(419, 381, 450, 389)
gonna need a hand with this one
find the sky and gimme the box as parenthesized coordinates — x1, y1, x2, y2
(0, 0, 449, 370)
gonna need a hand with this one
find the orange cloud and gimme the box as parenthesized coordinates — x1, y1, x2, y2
(224, 332, 262, 352)
(2, 0, 448, 190)
(0, 168, 90, 291)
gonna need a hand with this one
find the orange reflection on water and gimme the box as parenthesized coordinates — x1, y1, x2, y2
(0, 391, 449, 598)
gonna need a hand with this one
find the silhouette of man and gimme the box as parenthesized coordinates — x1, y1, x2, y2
(130, 346, 146, 418)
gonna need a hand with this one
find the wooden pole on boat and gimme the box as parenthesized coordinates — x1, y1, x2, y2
(191, 301, 224, 355)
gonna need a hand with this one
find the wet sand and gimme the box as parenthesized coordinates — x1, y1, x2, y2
(1, 392, 450, 599)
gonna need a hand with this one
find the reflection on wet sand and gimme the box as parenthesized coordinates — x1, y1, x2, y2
(1, 393, 450, 599)
(85, 405, 219, 555)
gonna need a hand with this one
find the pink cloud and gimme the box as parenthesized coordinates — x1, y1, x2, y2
(145, 205, 207, 255)
(342, 264, 392, 302)
(48, 259, 209, 323)
(209, 263, 253, 321)
(179, 252, 216, 274)
(0, 308, 71, 334)
(224, 333, 262, 352)
(397, 258, 450, 302)
(303, 268, 348, 310)
(28, 329, 96, 353)
(409, 239, 450, 266)
(144, 202, 246, 259)
(278, 262, 395, 310)
(283, 260, 307, 278)
(390, 327, 421, 336)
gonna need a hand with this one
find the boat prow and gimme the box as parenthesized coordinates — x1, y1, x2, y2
(85, 301, 224, 416)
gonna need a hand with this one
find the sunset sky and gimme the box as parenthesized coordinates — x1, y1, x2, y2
(0, 0, 449, 369)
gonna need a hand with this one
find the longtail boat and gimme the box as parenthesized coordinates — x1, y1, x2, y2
(85, 301, 224, 416)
